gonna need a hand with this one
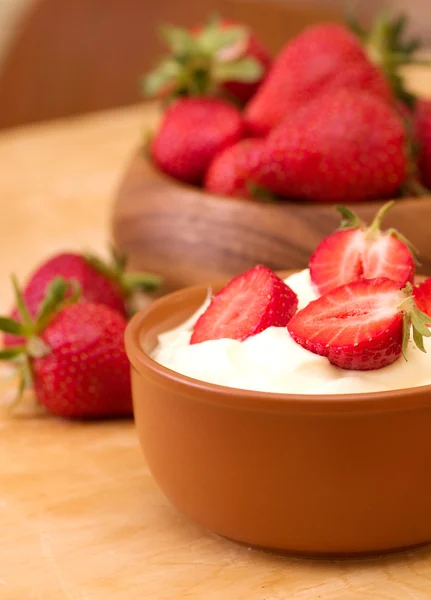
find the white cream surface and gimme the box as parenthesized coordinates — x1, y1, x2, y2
(151, 269, 431, 395)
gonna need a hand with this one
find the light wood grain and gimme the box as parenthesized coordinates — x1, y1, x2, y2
(4, 403, 431, 599)
(2, 70, 431, 597)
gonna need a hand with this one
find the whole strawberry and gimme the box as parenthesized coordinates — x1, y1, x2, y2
(288, 277, 430, 371)
(245, 12, 422, 136)
(309, 201, 416, 295)
(3, 250, 161, 347)
(245, 23, 393, 136)
(0, 278, 132, 419)
(143, 17, 270, 104)
(204, 139, 266, 199)
(152, 97, 244, 184)
(254, 89, 407, 203)
(414, 99, 431, 188)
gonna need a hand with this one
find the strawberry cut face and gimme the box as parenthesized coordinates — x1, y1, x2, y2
(288, 278, 405, 371)
(309, 229, 364, 294)
(190, 265, 298, 344)
(363, 234, 415, 284)
(309, 203, 416, 295)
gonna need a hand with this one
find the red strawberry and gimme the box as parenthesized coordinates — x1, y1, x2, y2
(254, 89, 407, 203)
(152, 97, 244, 184)
(413, 278, 431, 321)
(309, 202, 416, 295)
(414, 99, 431, 189)
(190, 265, 298, 344)
(0, 278, 132, 419)
(245, 23, 393, 136)
(3, 251, 161, 347)
(143, 18, 270, 104)
(288, 277, 430, 371)
(204, 139, 266, 199)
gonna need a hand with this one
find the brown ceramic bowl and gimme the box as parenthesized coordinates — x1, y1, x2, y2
(125, 273, 431, 558)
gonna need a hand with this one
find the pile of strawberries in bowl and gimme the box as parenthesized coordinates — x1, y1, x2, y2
(144, 13, 431, 204)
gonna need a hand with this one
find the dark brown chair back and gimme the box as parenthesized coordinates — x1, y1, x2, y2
(0, 0, 343, 129)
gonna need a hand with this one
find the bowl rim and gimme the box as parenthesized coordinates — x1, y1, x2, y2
(125, 274, 431, 415)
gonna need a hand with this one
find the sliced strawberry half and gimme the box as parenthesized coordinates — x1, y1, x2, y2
(414, 278, 431, 323)
(288, 277, 430, 371)
(309, 202, 416, 295)
(190, 265, 298, 344)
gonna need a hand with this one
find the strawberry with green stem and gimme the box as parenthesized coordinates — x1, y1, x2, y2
(309, 200, 416, 295)
(3, 249, 161, 347)
(288, 277, 431, 371)
(143, 16, 270, 104)
(0, 277, 132, 419)
(245, 11, 424, 136)
(348, 10, 426, 109)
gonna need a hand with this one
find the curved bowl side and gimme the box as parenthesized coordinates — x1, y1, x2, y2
(125, 278, 431, 557)
(112, 152, 431, 291)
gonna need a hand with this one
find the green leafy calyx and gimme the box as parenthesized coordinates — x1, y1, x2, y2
(84, 248, 162, 298)
(0, 276, 81, 407)
(141, 16, 263, 102)
(348, 9, 428, 107)
(336, 201, 419, 263)
(399, 283, 431, 358)
(335, 205, 362, 230)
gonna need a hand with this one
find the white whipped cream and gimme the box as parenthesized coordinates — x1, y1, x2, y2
(151, 270, 431, 395)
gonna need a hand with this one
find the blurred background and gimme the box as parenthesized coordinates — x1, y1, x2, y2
(0, 0, 429, 130)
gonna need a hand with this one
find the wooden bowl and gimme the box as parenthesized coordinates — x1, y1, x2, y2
(125, 275, 431, 557)
(112, 151, 431, 291)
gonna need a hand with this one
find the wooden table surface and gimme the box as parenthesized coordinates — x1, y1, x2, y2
(2, 67, 431, 599)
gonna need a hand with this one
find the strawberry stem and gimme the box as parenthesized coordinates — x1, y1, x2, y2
(11, 275, 33, 329)
(335, 205, 362, 229)
(347, 9, 426, 107)
(401, 178, 431, 197)
(35, 277, 70, 331)
(26, 336, 51, 359)
(247, 182, 278, 202)
(0, 346, 26, 359)
(0, 317, 25, 335)
(85, 250, 162, 298)
(121, 272, 163, 292)
(7, 354, 35, 414)
(402, 312, 411, 359)
(141, 16, 263, 103)
(368, 200, 395, 234)
(387, 227, 421, 264)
